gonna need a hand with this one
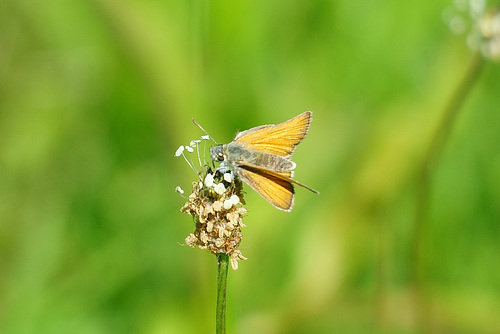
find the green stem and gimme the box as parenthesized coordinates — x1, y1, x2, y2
(216, 253, 229, 334)
(412, 52, 484, 330)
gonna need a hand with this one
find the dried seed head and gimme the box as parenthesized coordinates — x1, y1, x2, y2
(181, 166, 247, 270)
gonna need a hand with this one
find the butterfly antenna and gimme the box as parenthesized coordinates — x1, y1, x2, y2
(192, 118, 218, 145)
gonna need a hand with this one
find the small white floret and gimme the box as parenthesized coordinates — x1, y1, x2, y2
(213, 183, 226, 195)
(222, 195, 239, 209)
(223, 198, 233, 210)
(229, 194, 240, 205)
(223, 172, 233, 182)
(204, 173, 214, 187)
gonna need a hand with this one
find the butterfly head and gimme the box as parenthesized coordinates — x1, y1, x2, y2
(210, 144, 235, 174)
(210, 145, 226, 162)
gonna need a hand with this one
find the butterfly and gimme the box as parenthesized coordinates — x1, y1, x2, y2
(201, 111, 319, 211)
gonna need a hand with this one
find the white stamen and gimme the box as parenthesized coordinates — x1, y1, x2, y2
(201, 135, 210, 140)
(189, 140, 202, 167)
(190, 140, 201, 147)
(175, 186, 184, 195)
(202, 139, 207, 164)
(175, 145, 185, 157)
(182, 145, 199, 174)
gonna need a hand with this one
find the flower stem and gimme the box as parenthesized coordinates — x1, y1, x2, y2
(412, 52, 484, 330)
(216, 253, 229, 334)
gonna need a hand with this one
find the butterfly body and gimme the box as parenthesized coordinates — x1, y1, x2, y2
(212, 143, 296, 173)
(209, 111, 318, 211)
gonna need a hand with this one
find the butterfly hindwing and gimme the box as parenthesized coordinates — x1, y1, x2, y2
(237, 161, 319, 195)
(236, 165, 295, 211)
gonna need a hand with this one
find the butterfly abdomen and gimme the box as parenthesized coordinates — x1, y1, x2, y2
(250, 152, 295, 171)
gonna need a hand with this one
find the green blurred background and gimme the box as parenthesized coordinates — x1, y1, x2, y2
(1, 0, 499, 333)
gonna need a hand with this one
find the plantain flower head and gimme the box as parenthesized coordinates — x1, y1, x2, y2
(176, 136, 247, 270)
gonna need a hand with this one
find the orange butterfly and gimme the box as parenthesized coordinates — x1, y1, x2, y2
(208, 111, 319, 211)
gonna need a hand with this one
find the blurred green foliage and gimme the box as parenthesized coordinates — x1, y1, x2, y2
(1, 0, 500, 333)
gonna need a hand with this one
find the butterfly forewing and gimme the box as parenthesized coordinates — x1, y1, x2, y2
(233, 111, 312, 157)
